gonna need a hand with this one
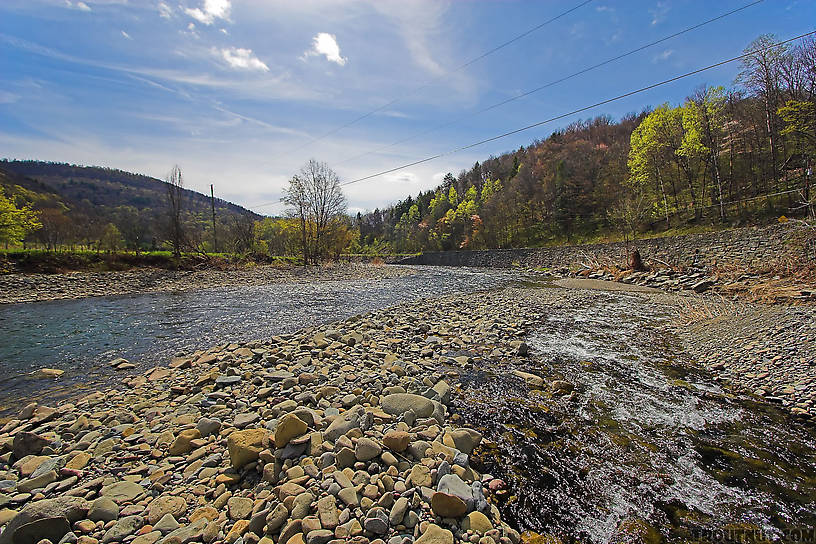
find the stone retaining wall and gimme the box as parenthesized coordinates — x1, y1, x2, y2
(394, 223, 795, 270)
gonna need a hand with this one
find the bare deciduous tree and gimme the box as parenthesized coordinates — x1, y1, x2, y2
(283, 160, 347, 264)
(166, 165, 184, 257)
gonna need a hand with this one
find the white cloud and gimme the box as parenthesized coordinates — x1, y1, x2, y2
(157, 2, 173, 19)
(303, 33, 347, 66)
(64, 1, 92, 11)
(652, 49, 674, 63)
(369, 2, 446, 77)
(121, 30, 132, 40)
(185, 0, 231, 25)
(649, 1, 669, 25)
(218, 47, 269, 72)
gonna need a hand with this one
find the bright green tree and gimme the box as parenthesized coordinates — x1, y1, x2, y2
(0, 189, 41, 247)
(100, 223, 123, 253)
(628, 104, 677, 226)
(681, 86, 727, 219)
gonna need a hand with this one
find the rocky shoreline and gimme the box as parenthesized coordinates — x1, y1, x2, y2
(0, 265, 416, 305)
(0, 287, 543, 544)
(0, 276, 813, 544)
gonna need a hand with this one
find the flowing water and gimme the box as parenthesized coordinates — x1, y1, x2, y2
(2, 269, 814, 542)
(0, 266, 518, 411)
(454, 289, 816, 543)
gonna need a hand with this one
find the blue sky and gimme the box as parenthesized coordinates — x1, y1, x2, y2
(0, 0, 812, 215)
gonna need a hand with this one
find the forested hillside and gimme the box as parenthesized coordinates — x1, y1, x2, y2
(0, 160, 259, 252)
(355, 35, 815, 253)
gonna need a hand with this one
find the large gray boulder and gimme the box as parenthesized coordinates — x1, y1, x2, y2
(380, 394, 435, 418)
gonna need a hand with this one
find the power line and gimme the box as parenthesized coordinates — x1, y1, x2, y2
(282, 0, 595, 154)
(340, 30, 815, 188)
(336, 0, 765, 167)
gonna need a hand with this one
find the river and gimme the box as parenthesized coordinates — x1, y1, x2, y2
(1, 267, 814, 543)
(0, 266, 518, 411)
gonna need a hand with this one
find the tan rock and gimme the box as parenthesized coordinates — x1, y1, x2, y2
(461, 511, 493, 533)
(430, 492, 467, 518)
(416, 524, 454, 544)
(408, 465, 432, 488)
(382, 431, 410, 452)
(168, 429, 201, 456)
(227, 428, 267, 469)
(274, 414, 308, 448)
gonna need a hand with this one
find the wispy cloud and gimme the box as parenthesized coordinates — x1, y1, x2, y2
(652, 49, 674, 63)
(302, 33, 347, 66)
(65, 1, 92, 12)
(185, 0, 230, 25)
(649, 1, 670, 25)
(370, 2, 447, 77)
(217, 47, 269, 72)
(157, 2, 173, 19)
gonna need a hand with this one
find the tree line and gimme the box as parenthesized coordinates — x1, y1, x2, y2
(355, 34, 815, 253)
(3, 34, 814, 261)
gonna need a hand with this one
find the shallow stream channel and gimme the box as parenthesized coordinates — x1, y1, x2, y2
(1, 267, 814, 542)
(452, 286, 816, 543)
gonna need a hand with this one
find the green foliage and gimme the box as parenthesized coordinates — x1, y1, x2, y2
(0, 188, 41, 246)
(357, 34, 815, 252)
(779, 100, 816, 148)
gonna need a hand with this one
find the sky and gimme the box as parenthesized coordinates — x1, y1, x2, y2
(0, 0, 813, 216)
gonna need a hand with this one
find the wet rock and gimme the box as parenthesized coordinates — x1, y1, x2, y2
(31, 368, 64, 380)
(512, 370, 543, 389)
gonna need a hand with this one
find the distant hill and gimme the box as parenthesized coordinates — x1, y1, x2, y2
(1, 160, 257, 219)
(0, 160, 260, 251)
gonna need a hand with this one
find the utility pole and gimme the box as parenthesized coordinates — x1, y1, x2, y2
(210, 184, 217, 253)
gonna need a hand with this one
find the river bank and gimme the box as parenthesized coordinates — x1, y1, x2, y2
(1, 281, 814, 544)
(0, 264, 415, 305)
